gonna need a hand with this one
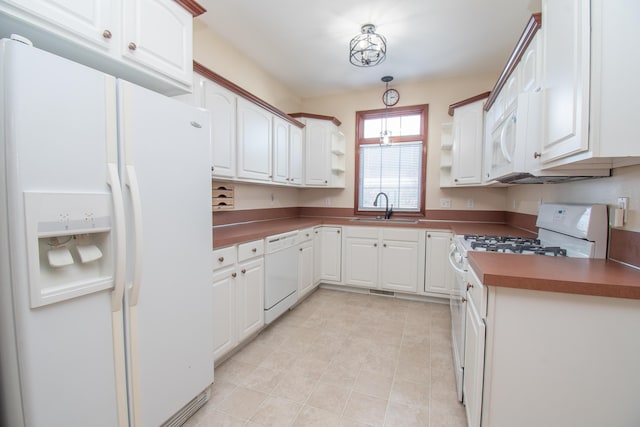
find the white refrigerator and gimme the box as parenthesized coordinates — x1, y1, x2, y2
(0, 37, 213, 426)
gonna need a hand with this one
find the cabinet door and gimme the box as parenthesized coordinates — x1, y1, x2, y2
(319, 227, 342, 282)
(541, 0, 590, 163)
(304, 119, 330, 186)
(202, 79, 236, 178)
(298, 240, 314, 298)
(212, 267, 236, 362)
(272, 116, 289, 184)
(381, 239, 419, 293)
(520, 34, 541, 94)
(451, 100, 484, 185)
(463, 298, 486, 427)
(236, 257, 264, 342)
(4, 0, 114, 50)
(344, 237, 378, 288)
(237, 99, 273, 181)
(289, 125, 304, 185)
(121, 0, 193, 85)
(425, 231, 452, 295)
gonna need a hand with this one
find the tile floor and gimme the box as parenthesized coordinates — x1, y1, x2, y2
(184, 288, 467, 427)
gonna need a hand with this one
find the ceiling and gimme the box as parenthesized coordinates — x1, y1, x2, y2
(197, 0, 541, 98)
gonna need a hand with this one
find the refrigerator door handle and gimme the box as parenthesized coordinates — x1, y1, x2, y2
(107, 163, 126, 312)
(125, 165, 144, 307)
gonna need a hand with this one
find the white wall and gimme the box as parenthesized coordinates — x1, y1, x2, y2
(507, 164, 640, 231)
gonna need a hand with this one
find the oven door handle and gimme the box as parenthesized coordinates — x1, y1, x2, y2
(448, 245, 467, 275)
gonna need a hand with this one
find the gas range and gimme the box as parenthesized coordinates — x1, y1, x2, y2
(462, 234, 567, 256)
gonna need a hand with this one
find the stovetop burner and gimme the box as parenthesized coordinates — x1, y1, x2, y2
(463, 234, 567, 256)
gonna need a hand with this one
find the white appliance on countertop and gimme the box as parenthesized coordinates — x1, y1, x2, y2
(448, 203, 608, 402)
(264, 231, 299, 324)
(0, 37, 213, 427)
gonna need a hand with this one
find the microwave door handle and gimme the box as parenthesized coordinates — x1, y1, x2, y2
(500, 113, 516, 163)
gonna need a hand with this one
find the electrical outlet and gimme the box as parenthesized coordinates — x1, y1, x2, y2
(440, 198, 452, 208)
(618, 197, 629, 223)
(325, 197, 331, 206)
(466, 198, 474, 208)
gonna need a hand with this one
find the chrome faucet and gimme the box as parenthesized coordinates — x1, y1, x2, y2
(373, 192, 393, 219)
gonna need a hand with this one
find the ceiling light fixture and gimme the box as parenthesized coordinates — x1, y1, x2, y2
(349, 24, 387, 67)
(380, 75, 393, 146)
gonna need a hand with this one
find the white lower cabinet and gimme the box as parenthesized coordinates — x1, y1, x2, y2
(314, 226, 342, 284)
(212, 240, 264, 363)
(463, 269, 485, 427)
(343, 226, 424, 293)
(424, 231, 453, 295)
(298, 229, 315, 299)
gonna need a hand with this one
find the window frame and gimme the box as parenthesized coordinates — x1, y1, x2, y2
(354, 104, 429, 217)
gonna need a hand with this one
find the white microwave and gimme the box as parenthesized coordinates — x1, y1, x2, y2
(485, 91, 542, 183)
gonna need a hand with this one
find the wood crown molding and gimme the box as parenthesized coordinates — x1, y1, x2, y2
(174, 0, 206, 17)
(448, 91, 491, 116)
(484, 13, 542, 111)
(193, 61, 305, 128)
(289, 113, 342, 127)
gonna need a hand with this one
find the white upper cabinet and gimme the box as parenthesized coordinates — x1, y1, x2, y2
(541, 0, 640, 169)
(540, 0, 590, 164)
(272, 116, 304, 185)
(121, 0, 192, 87)
(289, 125, 304, 185)
(0, 0, 197, 95)
(294, 115, 345, 188)
(203, 79, 237, 179)
(236, 98, 273, 181)
(449, 97, 487, 186)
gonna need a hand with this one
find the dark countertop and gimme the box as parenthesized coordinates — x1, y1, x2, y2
(468, 251, 640, 300)
(211, 216, 530, 248)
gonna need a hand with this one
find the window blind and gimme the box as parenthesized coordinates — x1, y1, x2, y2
(359, 141, 422, 212)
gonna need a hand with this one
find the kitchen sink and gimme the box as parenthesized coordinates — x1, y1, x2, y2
(350, 218, 419, 224)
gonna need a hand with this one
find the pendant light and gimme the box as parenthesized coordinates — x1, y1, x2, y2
(380, 76, 393, 146)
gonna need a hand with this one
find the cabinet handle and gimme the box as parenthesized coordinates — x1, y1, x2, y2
(461, 297, 467, 303)
(251, 248, 257, 252)
(218, 256, 224, 262)
(102, 29, 112, 39)
(241, 268, 246, 274)
(211, 166, 215, 171)
(231, 272, 237, 278)
(534, 152, 541, 159)
(128, 42, 137, 51)
(467, 283, 474, 291)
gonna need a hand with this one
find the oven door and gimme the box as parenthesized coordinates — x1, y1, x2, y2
(448, 240, 468, 402)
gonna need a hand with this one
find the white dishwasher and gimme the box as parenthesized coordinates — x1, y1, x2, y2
(264, 231, 299, 324)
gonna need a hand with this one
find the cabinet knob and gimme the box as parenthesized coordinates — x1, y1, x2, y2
(427, 234, 431, 238)
(374, 243, 378, 247)
(218, 256, 224, 262)
(211, 166, 215, 171)
(383, 243, 387, 248)
(534, 152, 541, 159)
(306, 233, 310, 237)
(128, 42, 137, 51)
(315, 231, 319, 234)
(102, 29, 112, 39)
(454, 178, 459, 182)
(231, 272, 237, 278)
(251, 248, 257, 252)
(324, 180, 328, 184)
(467, 283, 474, 291)
(461, 297, 467, 303)
(299, 248, 303, 252)
(337, 230, 340, 234)
(241, 268, 246, 274)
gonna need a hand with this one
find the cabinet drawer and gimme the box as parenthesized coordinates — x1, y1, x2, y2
(298, 228, 314, 243)
(382, 228, 419, 242)
(238, 240, 264, 262)
(344, 226, 378, 239)
(212, 246, 236, 270)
